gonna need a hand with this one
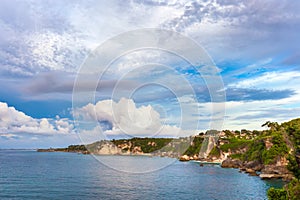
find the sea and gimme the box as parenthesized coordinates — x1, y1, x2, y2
(0, 150, 284, 200)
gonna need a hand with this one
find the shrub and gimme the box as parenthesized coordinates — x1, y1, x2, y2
(267, 187, 287, 200)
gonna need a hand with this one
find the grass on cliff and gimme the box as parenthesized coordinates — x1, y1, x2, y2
(183, 137, 204, 156)
(112, 138, 173, 153)
(220, 137, 251, 152)
(209, 146, 221, 157)
(262, 132, 289, 164)
(65, 145, 88, 152)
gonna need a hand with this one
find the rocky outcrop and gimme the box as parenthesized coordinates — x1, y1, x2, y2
(259, 156, 294, 180)
(260, 165, 293, 181)
(95, 142, 123, 155)
(264, 139, 273, 150)
(132, 146, 143, 154)
(221, 157, 294, 180)
(179, 155, 190, 161)
(245, 168, 257, 176)
(221, 158, 243, 168)
(243, 160, 263, 171)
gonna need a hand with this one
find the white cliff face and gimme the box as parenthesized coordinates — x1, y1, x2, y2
(199, 136, 218, 159)
(222, 152, 230, 160)
(96, 143, 123, 155)
(92, 141, 144, 155)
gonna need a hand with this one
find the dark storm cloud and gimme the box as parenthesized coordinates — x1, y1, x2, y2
(23, 72, 140, 94)
(21, 70, 296, 103)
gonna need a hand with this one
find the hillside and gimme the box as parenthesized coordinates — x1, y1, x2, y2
(38, 137, 195, 158)
(216, 120, 299, 179)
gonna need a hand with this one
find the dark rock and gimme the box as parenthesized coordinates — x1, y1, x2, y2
(244, 160, 263, 171)
(221, 158, 242, 168)
(260, 165, 294, 180)
(260, 174, 282, 179)
(179, 155, 190, 162)
(245, 168, 257, 176)
(261, 165, 290, 175)
(240, 167, 246, 171)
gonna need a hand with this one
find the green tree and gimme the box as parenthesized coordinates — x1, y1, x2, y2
(286, 179, 300, 200)
(267, 187, 287, 200)
(262, 121, 279, 131)
(287, 155, 300, 180)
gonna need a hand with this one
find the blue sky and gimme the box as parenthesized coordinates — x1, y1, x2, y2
(1, 0, 300, 148)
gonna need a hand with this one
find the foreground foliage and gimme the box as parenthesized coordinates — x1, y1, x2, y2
(267, 119, 300, 200)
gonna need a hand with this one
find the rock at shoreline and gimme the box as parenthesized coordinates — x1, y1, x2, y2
(221, 159, 294, 179)
(244, 160, 263, 171)
(259, 174, 281, 179)
(245, 168, 257, 176)
(179, 155, 190, 161)
(221, 158, 242, 168)
(260, 165, 294, 180)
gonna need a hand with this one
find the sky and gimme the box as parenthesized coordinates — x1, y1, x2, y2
(1, 0, 300, 148)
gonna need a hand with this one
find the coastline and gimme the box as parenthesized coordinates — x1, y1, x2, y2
(37, 117, 300, 186)
(37, 147, 292, 181)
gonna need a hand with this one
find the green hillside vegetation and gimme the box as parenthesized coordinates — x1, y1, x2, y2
(86, 141, 107, 152)
(262, 133, 289, 164)
(59, 137, 194, 155)
(183, 136, 204, 156)
(266, 119, 300, 200)
(209, 146, 221, 157)
(67, 145, 88, 152)
(203, 119, 300, 200)
(224, 129, 289, 165)
(111, 138, 173, 153)
(220, 138, 251, 152)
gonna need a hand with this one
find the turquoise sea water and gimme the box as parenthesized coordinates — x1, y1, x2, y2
(0, 150, 284, 200)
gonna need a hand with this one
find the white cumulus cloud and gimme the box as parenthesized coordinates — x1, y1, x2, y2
(74, 98, 192, 138)
(0, 102, 74, 136)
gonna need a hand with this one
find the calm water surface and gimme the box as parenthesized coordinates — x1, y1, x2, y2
(0, 150, 283, 200)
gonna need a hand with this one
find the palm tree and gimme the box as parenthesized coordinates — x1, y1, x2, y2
(262, 121, 279, 131)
